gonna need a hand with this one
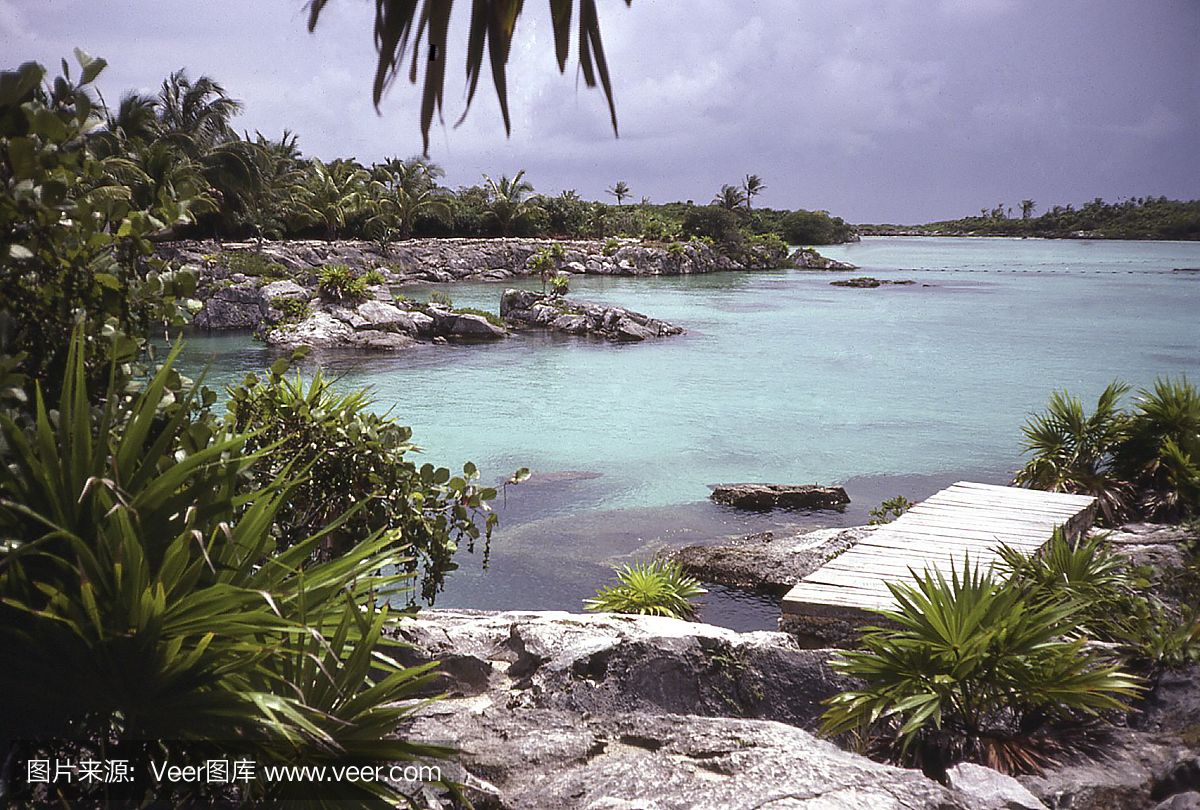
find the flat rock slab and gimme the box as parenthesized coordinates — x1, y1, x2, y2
(710, 483, 850, 511)
(672, 527, 875, 596)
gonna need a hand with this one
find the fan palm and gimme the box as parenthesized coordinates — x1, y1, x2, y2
(1117, 376, 1200, 519)
(607, 180, 631, 205)
(156, 70, 242, 154)
(483, 170, 538, 236)
(1013, 382, 1133, 525)
(713, 184, 747, 210)
(292, 158, 371, 239)
(742, 174, 766, 208)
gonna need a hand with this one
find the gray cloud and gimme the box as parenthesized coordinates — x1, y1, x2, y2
(3, 0, 1197, 221)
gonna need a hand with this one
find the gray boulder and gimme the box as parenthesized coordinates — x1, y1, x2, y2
(392, 610, 853, 729)
(406, 706, 968, 810)
(259, 279, 309, 302)
(353, 299, 417, 333)
(193, 283, 267, 329)
(264, 311, 352, 348)
(447, 312, 507, 340)
(710, 483, 850, 511)
(945, 763, 1047, 809)
(500, 289, 684, 342)
(790, 247, 857, 270)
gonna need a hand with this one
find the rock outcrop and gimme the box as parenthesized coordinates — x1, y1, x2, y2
(791, 247, 857, 270)
(393, 610, 968, 809)
(830, 277, 917, 288)
(499, 289, 684, 342)
(161, 237, 794, 289)
(709, 483, 850, 510)
(672, 527, 874, 596)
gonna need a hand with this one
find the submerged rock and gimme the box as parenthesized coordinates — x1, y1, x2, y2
(500, 289, 684, 342)
(709, 483, 850, 510)
(830, 276, 917, 288)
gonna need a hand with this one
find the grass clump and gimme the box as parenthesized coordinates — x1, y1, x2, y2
(222, 251, 289, 279)
(584, 559, 706, 620)
(316, 263, 369, 303)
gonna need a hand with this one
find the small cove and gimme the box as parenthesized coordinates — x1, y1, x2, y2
(180, 237, 1200, 629)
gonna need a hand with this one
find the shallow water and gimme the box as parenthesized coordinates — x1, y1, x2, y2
(180, 237, 1200, 630)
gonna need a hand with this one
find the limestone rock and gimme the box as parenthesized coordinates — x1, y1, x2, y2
(790, 247, 857, 270)
(265, 311, 353, 348)
(353, 300, 416, 333)
(945, 762, 1047, 809)
(501, 289, 684, 342)
(259, 279, 309, 302)
(709, 483, 850, 511)
(447, 312, 506, 340)
(192, 283, 267, 329)
(406, 706, 968, 810)
(672, 527, 874, 596)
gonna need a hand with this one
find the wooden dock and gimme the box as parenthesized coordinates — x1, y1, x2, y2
(781, 482, 1098, 622)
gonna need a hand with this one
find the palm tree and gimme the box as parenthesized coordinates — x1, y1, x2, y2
(713, 184, 746, 211)
(742, 174, 766, 208)
(306, 1, 631, 152)
(1021, 199, 1037, 220)
(155, 70, 242, 154)
(483, 171, 539, 237)
(607, 181, 631, 206)
(292, 158, 371, 240)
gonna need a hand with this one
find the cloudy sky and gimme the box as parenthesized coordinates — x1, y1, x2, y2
(4, 0, 1198, 222)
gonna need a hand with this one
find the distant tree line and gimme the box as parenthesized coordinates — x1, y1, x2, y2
(867, 197, 1200, 240)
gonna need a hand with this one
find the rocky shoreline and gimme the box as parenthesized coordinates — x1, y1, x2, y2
(167, 237, 854, 350)
(394, 608, 1200, 809)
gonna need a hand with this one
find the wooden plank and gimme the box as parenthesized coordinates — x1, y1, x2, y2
(780, 481, 1096, 620)
(947, 482, 1095, 506)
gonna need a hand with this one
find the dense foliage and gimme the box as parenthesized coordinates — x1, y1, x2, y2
(0, 336, 451, 806)
(225, 364, 498, 602)
(865, 196, 1200, 240)
(0, 54, 511, 804)
(584, 559, 706, 620)
(1015, 377, 1200, 523)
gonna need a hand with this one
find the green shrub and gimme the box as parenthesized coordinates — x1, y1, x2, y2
(681, 206, 742, 246)
(362, 268, 388, 286)
(222, 251, 289, 279)
(868, 496, 914, 525)
(549, 274, 570, 297)
(602, 237, 620, 256)
(821, 558, 1141, 777)
(1015, 378, 1200, 523)
(999, 528, 1200, 670)
(225, 363, 497, 601)
(666, 241, 687, 258)
(316, 263, 369, 302)
(1014, 382, 1134, 524)
(529, 247, 561, 294)
(0, 333, 451, 806)
(428, 289, 454, 307)
(584, 559, 706, 620)
(270, 296, 312, 323)
(1117, 377, 1200, 520)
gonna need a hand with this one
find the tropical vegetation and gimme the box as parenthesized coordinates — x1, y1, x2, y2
(0, 51, 507, 804)
(1014, 377, 1200, 524)
(821, 556, 1142, 778)
(584, 559, 706, 620)
(863, 196, 1200, 240)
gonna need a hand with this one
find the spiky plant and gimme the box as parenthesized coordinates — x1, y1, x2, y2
(1014, 382, 1134, 525)
(1119, 376, 1200, 520)
(584, 559, 706, 620)
(0, 332, 452, 806)
(820, 558, 1141, 777)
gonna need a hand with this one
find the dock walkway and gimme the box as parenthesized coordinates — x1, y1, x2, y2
(781, 481, 1098, 621)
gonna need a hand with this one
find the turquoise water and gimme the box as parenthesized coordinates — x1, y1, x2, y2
(180, 238, 1200, 629)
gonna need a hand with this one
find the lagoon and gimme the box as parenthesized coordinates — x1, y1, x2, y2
(181, 237, 1200, 629)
